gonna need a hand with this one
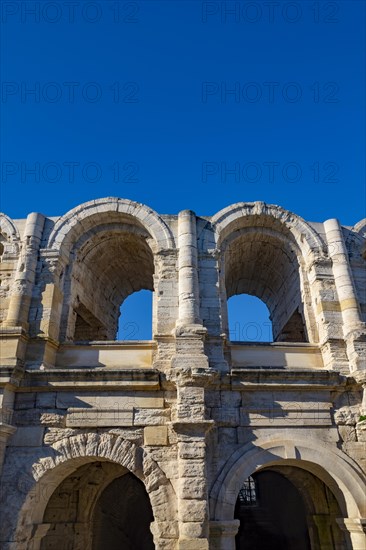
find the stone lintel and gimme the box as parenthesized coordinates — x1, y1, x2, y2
(66, 408, 134, 427)
(20, 368, 161, 391)
(231, 368, 345, 390)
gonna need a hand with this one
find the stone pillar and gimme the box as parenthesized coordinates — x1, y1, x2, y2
(177, 210, 201, 329)
(5, 213, 45, 329)
(170, 367, 217, 549)
(209, 520, 240, 550)
(37, 250, 66, 342)
(324, 219, 366, 374)
(336, 518, 366, 550)
(24, 250, 66, 369)
(175, 421, 211, 549)
(306, 256, 349, 373)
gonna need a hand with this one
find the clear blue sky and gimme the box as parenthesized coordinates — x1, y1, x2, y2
(1, 0, 365, 340)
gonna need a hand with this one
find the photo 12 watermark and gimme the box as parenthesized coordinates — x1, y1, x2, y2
(1, 81, 140, 104)
(201, 1, 340, 24)
(201, 81, 340, 104)
(1, 161, 140, 184)
(1, 1, 140, 24)
(201, 161, 340, 184)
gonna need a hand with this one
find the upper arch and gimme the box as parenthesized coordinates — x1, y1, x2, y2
(353, 218, 366, 238)
(208, 202, 327, 259)
(47, 197, 175, 257)
(0, 213, 20, 240)
(0, 212, 20, 240)
(0, 213, 20, 257)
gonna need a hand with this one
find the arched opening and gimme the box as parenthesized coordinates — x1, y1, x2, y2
(223, 231, 308, 343)
(234, 467, 346, 550)
(61, 225, 155, 342)
(39, 461, 155, 550)
(117, 289, 153, 340)
(228, 294, 273, 342)
(92, 472, 154, 550)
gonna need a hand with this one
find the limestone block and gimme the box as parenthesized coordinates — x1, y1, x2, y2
(40, 411, 66, 427)
(9, 426, 44, 447)
(179, 499, 207, 522)
(15, 393, 36, 410)
(338, 425, 357, 443)
(205, 391, 221, 407)
(156, 539, 179, 550)
(211, 407, 239, 426)
(180, 522, 206, 538)
(178, 441, 205, 459)
(177, 403, 206, 420)
(151, 520, 179, 539)
(179, 459, 205, 478)
(56, 393, 164, 410)
(144, 426, 168, 446)
(221, 391, 241, 407)
(179, 539, 208, 550)
(343, 441, 366, 463)
(36, 392, 56, 408)
(356, 420, 366, 442)
(44, 427, 81, 445)
(134, 408, 171, 426)
(66, 408, 133, 427)
(178, 477, 207, 499)
(218, 427, 237, 445)
(334, 405, 360, 425)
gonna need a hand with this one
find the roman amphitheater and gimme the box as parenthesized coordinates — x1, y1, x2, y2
(0, 198, 365, 550)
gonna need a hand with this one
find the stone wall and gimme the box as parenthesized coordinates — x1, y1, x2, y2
(0, 199, 365, 550)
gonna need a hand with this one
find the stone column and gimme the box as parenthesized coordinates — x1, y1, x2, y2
(177, 210, 201, 329)
(209, 520, 240, 550)
(336, 518, 366, 550)
(172, 211, 218, 548)
(5, 213, 45, 330)
(324, 219, 366, 374)
(324, 219, 362, 329)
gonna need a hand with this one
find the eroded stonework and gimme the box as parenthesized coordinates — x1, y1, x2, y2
(0, 199, 365, 549)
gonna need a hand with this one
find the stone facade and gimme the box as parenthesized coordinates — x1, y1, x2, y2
(0, 198, 365, 549)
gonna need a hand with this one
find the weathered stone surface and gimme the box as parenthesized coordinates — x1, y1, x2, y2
(9, 426, 44, 447)
(144, 425, 168, 446)
(179, 539, 208, 550)
(178, 477, 207, 499)
(0, 201, 365, 550)
(179, 499, 207, 522)
(178, 442, 206, 459)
